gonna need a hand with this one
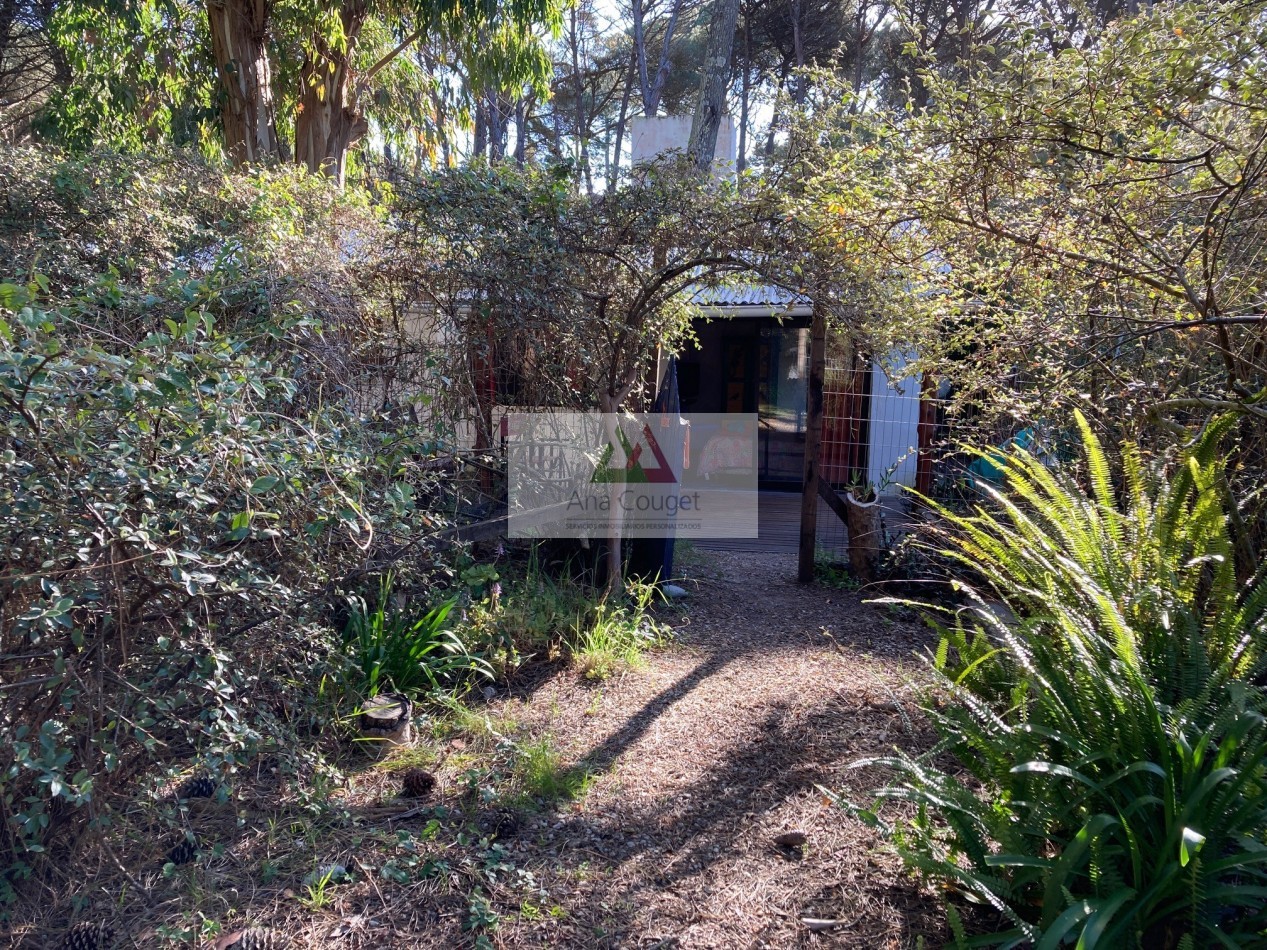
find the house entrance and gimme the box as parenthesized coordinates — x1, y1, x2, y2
(717, 324, 809, 487)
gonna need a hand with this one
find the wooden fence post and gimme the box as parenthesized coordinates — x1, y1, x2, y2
(798, 303, 827, 583)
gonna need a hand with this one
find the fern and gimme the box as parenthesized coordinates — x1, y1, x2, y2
(848, 413, 1267, 949)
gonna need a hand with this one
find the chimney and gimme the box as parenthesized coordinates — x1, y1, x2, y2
(628, 115, 736, 179)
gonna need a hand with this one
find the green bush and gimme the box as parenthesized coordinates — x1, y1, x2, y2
(0, 150, 453, 912)
(456, 549, 595, 677)
(853, 413, 1267, 948)
(451, 555, 670, 681)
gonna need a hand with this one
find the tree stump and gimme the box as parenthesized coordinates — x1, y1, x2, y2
(844, 491, 883, 584)
(359, 693, 412, 754)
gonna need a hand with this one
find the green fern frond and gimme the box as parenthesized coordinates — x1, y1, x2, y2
(843, 412, 1267, 950)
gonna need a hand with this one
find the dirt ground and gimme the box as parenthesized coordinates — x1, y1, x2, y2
(9, 548, 948, 949)
(489, 547, 947, 948)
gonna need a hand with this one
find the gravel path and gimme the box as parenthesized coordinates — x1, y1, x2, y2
(495, 548, 946, 948)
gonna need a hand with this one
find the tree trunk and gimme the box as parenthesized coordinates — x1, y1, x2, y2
(293, 2, 370, 187)
(789, 0, 806, 104)
(687, 0, 741, 172)
(598, 391, 625, 593)
(206, 0, 280, 165)
(647, 0, 682, 115)
(609, 48, 636, 189)
(845, 491, 882, 584)
(633, 0, 682, 116)
(549, 97, 564, 161)
(798, 303, 827, 582)
(631, 0, 652, 110)
(488, 94, 509, 161)
(764, 71, 786, 157)
(418, 45, 451, 169)
(568, 5, 592, 190)
(850, 0, 869, 98)
(513, 96, 530, 166)
(359, 693, 413, 755)
(737, 10, 750, 174)
(473, 97, 489, 161)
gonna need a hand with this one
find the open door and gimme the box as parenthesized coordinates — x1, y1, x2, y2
(757, 325, 810, 486)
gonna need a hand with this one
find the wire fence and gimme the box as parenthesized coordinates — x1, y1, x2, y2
(814, 357, 1017, 562)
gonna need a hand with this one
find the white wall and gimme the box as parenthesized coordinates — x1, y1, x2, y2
(629, 115, 737, 178)
(868, 350, 923, 495)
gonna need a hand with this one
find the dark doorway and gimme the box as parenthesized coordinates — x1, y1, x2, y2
(679, 316, 811, 489)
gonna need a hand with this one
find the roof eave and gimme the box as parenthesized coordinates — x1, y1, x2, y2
(691, 304, 814, 319)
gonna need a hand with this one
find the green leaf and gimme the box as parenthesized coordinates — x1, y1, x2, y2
(0, 281, 30, 310)
(1180, 827, 1206, 867)
(249, 475, 280, 495)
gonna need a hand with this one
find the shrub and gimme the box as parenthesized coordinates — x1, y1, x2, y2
(852, 413, 1267, 948)
(341, 578, 489, 698)
(0, 150, 456, 912)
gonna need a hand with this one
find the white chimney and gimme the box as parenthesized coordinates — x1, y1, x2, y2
(628, 115, 736, 178)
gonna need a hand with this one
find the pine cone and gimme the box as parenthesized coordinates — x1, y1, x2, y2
(488, 808, 520, 839)
(173, 775, 217, 800)
(165, 835, 199, 866)
(481, 810, 522, 841)
(61, 922, 114, 950)
(223, 927, 289, 949)
(400, 767, 436, 798)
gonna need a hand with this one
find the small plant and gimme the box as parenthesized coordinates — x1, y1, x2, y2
(571, 577, 668, 680)
(457, 548, 595, 677)
(299, 865, 350, 910)
(514, 737, 593, 804)
(813, 552, 859, 590)
(342, 575, 490, 698)
(461, 563, 501, 599)
(465, 890, 501, 934)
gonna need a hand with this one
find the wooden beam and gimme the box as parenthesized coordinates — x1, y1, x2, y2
(817, 477, 849, 525)
(798, 302, 828, 582)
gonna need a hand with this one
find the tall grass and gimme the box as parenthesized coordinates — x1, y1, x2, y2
(342, 576, 490, 698)
(571, 577, 667, 680)
(852, 413, 1267, 949)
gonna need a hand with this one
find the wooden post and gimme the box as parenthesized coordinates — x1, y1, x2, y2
(798, 303, 827, 582)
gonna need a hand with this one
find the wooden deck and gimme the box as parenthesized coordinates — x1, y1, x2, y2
(692, 490, 847, 556)
(690, 489, 920, 559)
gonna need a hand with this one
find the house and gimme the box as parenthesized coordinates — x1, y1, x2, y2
(629, 117, 935, 505)
(679, 284, 935, 503)
(422, 116, 943, 571)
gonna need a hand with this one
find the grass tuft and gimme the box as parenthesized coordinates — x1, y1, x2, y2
(570, 577, 668, 680)
(513, 737, 594, 804)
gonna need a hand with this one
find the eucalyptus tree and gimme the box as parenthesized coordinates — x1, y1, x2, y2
(31, 0, 562, 184)
(208, 0, 563, 183)
(37, 0, 215, 149)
